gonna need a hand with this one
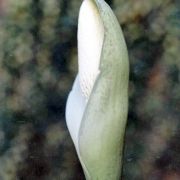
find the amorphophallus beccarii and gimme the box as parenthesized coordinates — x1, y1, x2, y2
(66, 0, 129, 179)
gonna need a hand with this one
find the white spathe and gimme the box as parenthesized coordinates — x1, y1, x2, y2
(66, 0, 104, 149)
(78, 0, 104, 99)
(66, 0, 129, 179)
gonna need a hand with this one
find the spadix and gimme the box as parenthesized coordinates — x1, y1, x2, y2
(66, 0, 129, 179)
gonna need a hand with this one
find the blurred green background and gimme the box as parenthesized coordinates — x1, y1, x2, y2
(0, 0, 179, 179)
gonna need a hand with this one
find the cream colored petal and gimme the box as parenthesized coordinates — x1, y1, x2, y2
(78, 0, 104, 100)
(65, 75, 86, 149)
(66, 0, 104, 150)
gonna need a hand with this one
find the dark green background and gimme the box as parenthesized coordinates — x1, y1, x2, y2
(0, 0, 179, 179)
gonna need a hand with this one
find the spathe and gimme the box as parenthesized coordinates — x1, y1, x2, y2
(66, 0, 129, 179)
(66, 0, 104, 149)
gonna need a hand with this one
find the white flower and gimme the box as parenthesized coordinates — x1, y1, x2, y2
(66, 0, 129, 179)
